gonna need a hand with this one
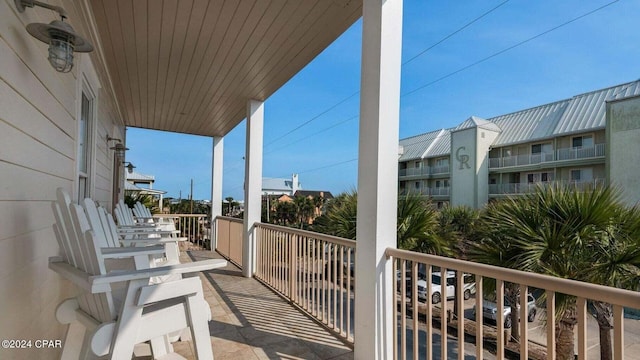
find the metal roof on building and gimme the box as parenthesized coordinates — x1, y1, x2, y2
(425, 130, 451, 158)
(552, 80, 640, 135)
(126, 172, 155, 182)
(455, 116, 501, 133)
(398, 130, 442, 161)
(490, 100, 569, 146)
(400, 79, 640, 154)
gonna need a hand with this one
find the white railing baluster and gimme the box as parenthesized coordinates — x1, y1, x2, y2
(412, 261, 418, 359)
(613, 304, 624, 360)
(520, 284, 529, 359)
(401, 259, 407, 360)
(496, 279, 504, 360)
(475, 275, 483, 360)
(547, 290, 556, 360)
(577, 297, 587, 360)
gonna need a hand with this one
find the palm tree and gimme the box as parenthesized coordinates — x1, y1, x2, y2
(313, 191, 452, 255)
(469, 184, 639, 359)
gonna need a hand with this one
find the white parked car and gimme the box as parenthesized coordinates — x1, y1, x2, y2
(473, 293, 537, 328)
(416, 271, 476, 304)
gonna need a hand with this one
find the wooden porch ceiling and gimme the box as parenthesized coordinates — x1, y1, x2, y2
(89, 0, 362, 137)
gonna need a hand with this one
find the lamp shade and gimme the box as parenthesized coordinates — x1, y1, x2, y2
(26, 20, 93, 52)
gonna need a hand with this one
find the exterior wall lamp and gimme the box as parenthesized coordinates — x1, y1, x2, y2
(123, 162, 136, 174)
(15, 0, 94, 73)
(109, 143, 129, 158)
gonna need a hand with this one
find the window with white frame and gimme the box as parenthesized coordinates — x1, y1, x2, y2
(415, 161, 421, 168)
(570, 168, 592, 182)
(435, 157, 449, 167)
(78, 91, 94, 200)
(414, 181, 420, 190)
(572, 134, 593, 149)
(527, 172, 552, 183)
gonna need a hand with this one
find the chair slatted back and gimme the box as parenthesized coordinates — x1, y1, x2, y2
(81, 198, 120, 248)
(52, 189, 116, 323)
(54, 189, 87, 269)
(133, 202, 154, 221)
(118, 200, 137, 225)
(51, 203, 75, 266)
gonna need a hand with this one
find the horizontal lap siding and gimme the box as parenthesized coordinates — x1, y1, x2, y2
(0, 1, 123, 358)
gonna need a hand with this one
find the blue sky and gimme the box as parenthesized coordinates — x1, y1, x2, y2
(125, 0, 640, 201)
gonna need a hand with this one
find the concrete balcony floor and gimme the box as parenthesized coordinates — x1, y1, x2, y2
(135, 249, 354, 360)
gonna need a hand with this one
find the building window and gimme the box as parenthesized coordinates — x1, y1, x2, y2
(527, 172, 551, 183)
(570, 170, 581, 182)
(78, 91, 93, 200)
(443, 179, 449, 187)
(415, 181, 420, 189)
(435, 157, 449, 167)
(572, 135, 593, 149)
(435, 180, 441, 188)
(531, 144, 542, 154)
(415, 161, 421, 168)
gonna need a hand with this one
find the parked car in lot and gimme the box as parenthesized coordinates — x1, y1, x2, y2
(396, 268, 426, 294)
(415, 271, 476, 304)
(473, 293, 537, 328)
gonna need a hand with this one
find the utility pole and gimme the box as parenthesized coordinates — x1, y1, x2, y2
(190, 178, 194, 214)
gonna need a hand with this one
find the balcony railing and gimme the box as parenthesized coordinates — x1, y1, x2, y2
(214, 216, 243, 266)
(253, 223, 357, 343)
(214, 222, 639, 359)
(489, 179, 606, 195)
(388, 247, 640, 360)
(489, 143, 605, 169)
(154, 213, 210, 248)
(399, 165, 450, 177)
(428, 187, 450, 196)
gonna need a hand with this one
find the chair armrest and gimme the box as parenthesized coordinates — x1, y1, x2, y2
(118, 228, 180, 235)
(100, 246, 166, 259)
(89, 259, 227, 293)
(49, 257, 227, 294)
(117, 224, 157, 229)
(119, 238, 186, 247)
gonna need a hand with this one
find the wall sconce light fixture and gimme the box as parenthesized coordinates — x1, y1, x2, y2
(15, 0, 94, 73)
(109, 143, 129, 158)
(123, 162, 136, 174)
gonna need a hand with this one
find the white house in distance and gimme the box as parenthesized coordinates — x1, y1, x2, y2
(262, 173, 302, 196)
(125, 171, 167, 210)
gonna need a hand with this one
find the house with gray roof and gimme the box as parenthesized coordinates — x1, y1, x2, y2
(399, 79, 640, 208)
(262, 174, 302, 196)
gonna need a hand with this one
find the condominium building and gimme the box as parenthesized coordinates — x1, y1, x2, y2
(398, 80, 640, 208)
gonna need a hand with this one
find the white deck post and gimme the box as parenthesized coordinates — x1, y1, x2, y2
(243, 100, 264, 277)
(355, 0, 403, 359)
(211, 136, 224, 250)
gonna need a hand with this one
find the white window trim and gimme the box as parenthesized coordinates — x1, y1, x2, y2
(75, 57, 101, 202)
(571, 133, 595, 149)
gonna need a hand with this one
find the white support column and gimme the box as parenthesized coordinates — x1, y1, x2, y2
(211, 136, 224, 251)
(355, 0, 403, 359)
(243, 100, 264, 277)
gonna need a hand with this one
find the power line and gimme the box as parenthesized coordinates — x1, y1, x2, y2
(265, 115, 358, 155)
(402, 0, 510, 66)
(403, 0, 620, 97)
(264, 3, 508, 149)
(297, 158, 358, 175)
(264, 91, 360, 147)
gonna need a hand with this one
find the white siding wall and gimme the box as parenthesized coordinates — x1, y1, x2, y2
(0, 1, 123, 358)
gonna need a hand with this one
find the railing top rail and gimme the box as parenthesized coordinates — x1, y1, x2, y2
(386, 247, 640, 308)
(215, 215, 243, 224)
(256, 222, 357, 248)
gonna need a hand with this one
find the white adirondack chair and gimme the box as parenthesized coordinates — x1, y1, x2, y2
(50, 190, 226, 359)
(113, 201, 187, 260)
